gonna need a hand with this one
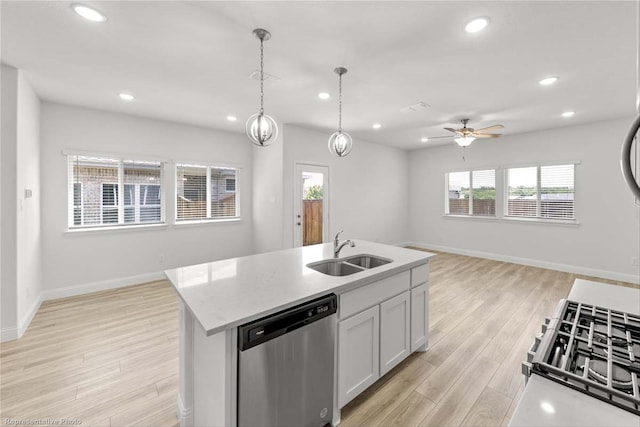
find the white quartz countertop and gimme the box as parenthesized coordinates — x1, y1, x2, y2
(509, 279, 640, 427)
(164, 240, 435, 336)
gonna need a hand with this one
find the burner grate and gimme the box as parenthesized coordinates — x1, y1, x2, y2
(529, 299, 640, 415)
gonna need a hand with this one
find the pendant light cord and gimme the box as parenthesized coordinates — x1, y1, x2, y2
(338, 73, 343, 132)
(260, 36, 265, 115)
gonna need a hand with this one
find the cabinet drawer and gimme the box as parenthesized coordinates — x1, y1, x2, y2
(411, 263, 429, 287)
(339, 270, 410, 319)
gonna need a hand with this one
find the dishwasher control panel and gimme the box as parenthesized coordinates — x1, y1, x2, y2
(238, 294, 337, 351)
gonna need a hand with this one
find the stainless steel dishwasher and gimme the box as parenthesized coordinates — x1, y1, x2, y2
(237, 294, 337, 427)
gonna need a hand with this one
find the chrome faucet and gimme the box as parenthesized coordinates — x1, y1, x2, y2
(333, 230, 355, 258)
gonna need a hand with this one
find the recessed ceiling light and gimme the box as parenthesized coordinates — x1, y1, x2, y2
(465, 17, 489, 33)
(317, 92, 331, 100)
(71, 4, 107, 22)
(118, 93, 134, 101)
(540, 402, 555, 414)
(421, 137, 429, 143)
(562, 111, 575, 117)
(372, 123, 382, 130)
(226, 115, 238, 122)
(539, 76, 559, 86)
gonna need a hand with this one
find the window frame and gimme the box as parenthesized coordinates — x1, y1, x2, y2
(67, 154, 166, 230)
(175, 163, 241, 223)
(445, 168, 497, 218)
(504, 163, 577, 222)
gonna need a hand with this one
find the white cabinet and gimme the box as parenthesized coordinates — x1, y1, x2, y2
(410, 284, 428, 352)
(338, 305, 380, 408)
(380, 291, 411, 376)
(337, 262, 430, 409)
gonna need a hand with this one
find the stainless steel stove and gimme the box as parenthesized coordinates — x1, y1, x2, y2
(523, 299, 640, 415)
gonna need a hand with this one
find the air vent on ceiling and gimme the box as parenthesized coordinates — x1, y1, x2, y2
(248, 70, 281, 82)
(400, 102, 430, 113)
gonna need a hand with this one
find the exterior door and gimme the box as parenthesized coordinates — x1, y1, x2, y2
(294, 163, 329, 247)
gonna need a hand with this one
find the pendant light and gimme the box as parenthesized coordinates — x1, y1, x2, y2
(328, 67, 353, 157)
(246, 28, 278, 147)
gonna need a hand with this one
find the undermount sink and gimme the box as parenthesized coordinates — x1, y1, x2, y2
(306, 254, 393, 277)
(306, 260, 364, 276)
(344, 255, 392, 269)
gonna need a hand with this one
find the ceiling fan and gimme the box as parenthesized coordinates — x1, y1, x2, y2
(429, 118, 504, 147)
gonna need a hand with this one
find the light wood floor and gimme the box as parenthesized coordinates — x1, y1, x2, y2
(1, 251, 637, 427)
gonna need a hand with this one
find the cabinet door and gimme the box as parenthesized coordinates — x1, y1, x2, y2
(379, 291, 411, 376)
(411, 284, 429, 352)
(338, 305, 380, 408)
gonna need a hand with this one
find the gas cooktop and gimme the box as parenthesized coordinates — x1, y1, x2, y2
(523, 299, 640, 415)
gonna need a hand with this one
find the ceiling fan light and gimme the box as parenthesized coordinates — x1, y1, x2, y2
(455, 136, 476, 147)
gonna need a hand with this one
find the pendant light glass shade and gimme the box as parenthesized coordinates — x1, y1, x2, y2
(329, 67, 352, 157)
(246, 28, 278, 147)
(328, 131, 353, 157)
(454, 136, 476, 147)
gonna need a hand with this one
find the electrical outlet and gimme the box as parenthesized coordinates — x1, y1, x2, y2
(632, 257, 640, 267)
(159, 254, 165, 264)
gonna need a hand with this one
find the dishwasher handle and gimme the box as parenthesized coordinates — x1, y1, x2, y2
(238, 294, 337, 351)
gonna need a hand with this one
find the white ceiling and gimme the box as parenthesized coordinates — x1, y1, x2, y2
(1, 1, 637, 150)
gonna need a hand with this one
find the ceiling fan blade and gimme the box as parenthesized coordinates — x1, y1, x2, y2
(472, 133, 502, 138)
(444, 127, 462, 134)
(474, 124, 504, 133)
(426, 135, 452, 139)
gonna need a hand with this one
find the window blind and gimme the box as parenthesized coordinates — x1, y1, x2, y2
(472, 169, 496, 216)
(68, 155, 163, 228)
(540, 164, 575, 219)
(176, 164, 238, 221)
(506, 166, 538, 217)
(446, 169, 496, 216)
(447, 171, 470, 215)
(505, 164, 575, 220)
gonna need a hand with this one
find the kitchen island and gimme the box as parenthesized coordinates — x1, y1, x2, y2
(165, 240, 435, 427)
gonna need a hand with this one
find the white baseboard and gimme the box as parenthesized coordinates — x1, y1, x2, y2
(18, 294, 42, 337)
(177, 393, 193, 427)
(42, 271, 165, 301)
(406, 241, 640, 285)
(1, 294, 43, 343)
(0, 326, 18, 342)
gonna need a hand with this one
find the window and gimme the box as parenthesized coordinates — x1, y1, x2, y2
(225, 177, 236, 193)
(68, 155, 163, 228)
(505, 164, 575, 220)
(446, 169, 496, 216)
(176, 164, 239, 221)
(73, 183, 83, 226)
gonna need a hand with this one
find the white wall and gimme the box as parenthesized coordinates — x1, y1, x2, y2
(282, 124, 410, 248)
(1, 64, 43, 341)
(409, 118, 640, 283)
(16, 71, 42, 329)
(251, 134, 284, 253)
(40, 103, 254, 298)
(1, 64, 19, 340)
